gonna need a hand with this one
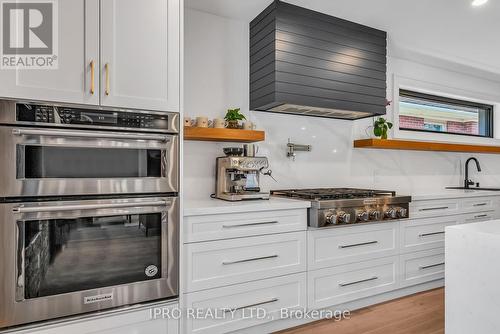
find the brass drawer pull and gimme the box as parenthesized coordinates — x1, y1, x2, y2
(222, 221, 278, 228)
(90, 60, 95, 94)
(419, 206, 449, 211)
(339, 276, 378, 287)
(105, 63, 110, 95)
(419, 262, 445, 270)
(222, 254, 278, 265)
(339, 241, 378, 249)
(223, 298, 278, 313)
(419, 231, 445, 237)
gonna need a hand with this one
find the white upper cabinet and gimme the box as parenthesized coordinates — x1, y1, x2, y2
(0, 0, 180, 112)
(0, 0, 99, 105)
(100, 0, 180, 112)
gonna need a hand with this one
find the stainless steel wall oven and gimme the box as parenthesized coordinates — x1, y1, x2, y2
(0, 100, 180, 329)
(0, 100, 179, 198)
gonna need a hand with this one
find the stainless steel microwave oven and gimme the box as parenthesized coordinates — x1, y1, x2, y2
(0, 100, 179, 198)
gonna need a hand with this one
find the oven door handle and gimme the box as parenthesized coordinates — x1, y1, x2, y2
(13, 200, 169, 213)
(12, 128, 170, 142)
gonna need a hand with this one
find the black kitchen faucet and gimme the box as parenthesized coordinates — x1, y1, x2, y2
(464, 157, 482, 188)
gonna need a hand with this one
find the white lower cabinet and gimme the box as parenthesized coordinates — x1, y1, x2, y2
(400, 216, 461, 254)
(410, 198, 460, 218)
(184, 209, 307, 243)
(462, 210, 496, 224)
(12, 302, 179, 334)
(307, 256, 399, 309)
(461, 197, 495, 212)
(180, 196, 500, 333)
(308, 222, 399, 270)
(400, 248, 445, 287)
(184, 273, 306, 334)
(184, 232, 306, 292)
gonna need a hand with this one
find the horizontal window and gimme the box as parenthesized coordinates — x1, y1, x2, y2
(399, 90, 494, 138)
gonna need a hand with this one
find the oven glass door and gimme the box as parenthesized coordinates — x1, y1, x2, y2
(22, 146, 162, 179)
(21, 213, 162, 299)
(0, 126, 179, 197)
(14, 197, 179, 303)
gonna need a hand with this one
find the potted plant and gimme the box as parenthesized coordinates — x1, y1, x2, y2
(224, 108, 246, 129)
(373, 117, 393, 139)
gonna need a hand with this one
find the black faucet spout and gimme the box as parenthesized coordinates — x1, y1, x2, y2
(464, 157, 481, 188)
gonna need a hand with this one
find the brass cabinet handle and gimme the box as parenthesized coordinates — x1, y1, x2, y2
(105, 63, 110, 95)
(90, 60, 95, 95)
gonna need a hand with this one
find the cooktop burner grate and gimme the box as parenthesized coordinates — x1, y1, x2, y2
(270, 188, 396, 200)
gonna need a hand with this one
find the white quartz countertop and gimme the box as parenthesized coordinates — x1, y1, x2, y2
(411, 188, 500, 201)
(446, 219, 500, 235)
(184, 197, 311, 216)
(184, 188, 500, 216)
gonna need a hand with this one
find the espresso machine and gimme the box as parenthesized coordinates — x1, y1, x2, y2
(215, 145, 271, 201)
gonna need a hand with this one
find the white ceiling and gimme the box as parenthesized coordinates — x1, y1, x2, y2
(186, 0, 500, 77)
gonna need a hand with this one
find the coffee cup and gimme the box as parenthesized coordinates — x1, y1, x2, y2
(184, 117, 195, 127)
(242, 121, 256, 130)
(213, 118, 226, 128)
(196, 117, 212, 128)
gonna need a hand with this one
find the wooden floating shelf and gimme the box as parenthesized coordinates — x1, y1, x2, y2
(184, 127, 265, 143)
(354, 138, 500, 154)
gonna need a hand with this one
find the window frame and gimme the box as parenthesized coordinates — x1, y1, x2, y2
(398, 89, 494, 139)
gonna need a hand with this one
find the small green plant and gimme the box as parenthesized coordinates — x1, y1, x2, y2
(224, 108, 246, 122)
(373, 117, 393, 139)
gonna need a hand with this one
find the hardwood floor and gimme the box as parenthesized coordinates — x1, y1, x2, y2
(277, 288, 444, 334)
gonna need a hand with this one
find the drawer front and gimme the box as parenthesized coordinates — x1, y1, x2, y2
(400, 248, 445, 287)
(14, 302, 179, 334)
(410, 199, 460, 218)
(184, 209, 307, 243)
(400, 216, 460, 253)
(308, 256, 398, 309)
(185, 232, 306, 292)
(462, 210, 496, 224)
(308, 222, 398, 270)
(184, 273, 306, 334)
(461, 197, 495, 212)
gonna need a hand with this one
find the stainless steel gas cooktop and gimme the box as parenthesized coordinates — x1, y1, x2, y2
(271, 188, 411, 228)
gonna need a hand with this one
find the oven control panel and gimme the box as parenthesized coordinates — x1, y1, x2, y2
(16, 103, 175, 132)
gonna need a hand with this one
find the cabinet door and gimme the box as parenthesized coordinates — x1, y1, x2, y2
(0, 0, 99, 105)
(100, 0, 180, 111)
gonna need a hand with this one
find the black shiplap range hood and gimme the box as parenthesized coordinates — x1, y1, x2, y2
(250, 0, 387, 120)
